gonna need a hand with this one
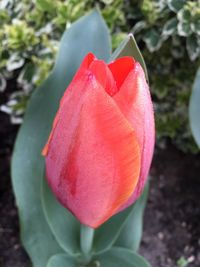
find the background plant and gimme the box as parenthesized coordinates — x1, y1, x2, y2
(124, 0, 200, 153)
(1, 0, 200, 152)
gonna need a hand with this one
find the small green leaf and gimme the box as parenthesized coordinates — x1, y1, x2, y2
(177, 8, 191, 22)
(186, 34, 200, 61)
(163, 18, 178, 36)
(132, 21, 147, 34)
(114, 183, 149, 251)
(189, 68, 200, 148)
(177, 21, 192, 37)
(143, 29, 163, 53)
(6, 53, 25, 71)
(36, 0, 56, 13)
(168, 0, 186, 13)
(95, 247, 152, 267)
(11, 10, 111, 267)
(110, 34, 148, 82)
(177, 256, 188, 267)
(17, 63, 35, 84)
(42, 177, 81, 256)
(47, 254, 77, 267)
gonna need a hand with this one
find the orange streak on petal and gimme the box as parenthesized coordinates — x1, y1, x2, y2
(114, 62, 155, 210)
(42, 111, 60, 156)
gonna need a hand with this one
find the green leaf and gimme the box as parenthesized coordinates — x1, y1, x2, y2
(114, 183, 149, 251)
(11, 10, 111, 267)
(47, 254, 77, 267)
(95, 247, 152, 267)
(110, 34, 148, 82)
(177, 21, 192, 37)
(93, 205, 136, 254)
(189, 68, 200, 148)
(17, 63, 35, 84)
(168, 0, 186, 13)
(186, 34, 200, 61)
(42, 177, 80, 256)
(132, 21, 147, 35)
(143, 29, 163, 53)
(163, 18, 178, 36)
(47, 248, 152, 267)
(36, 0, 56, 13)
(93, 184, 149, 254)
(177, 8, 191, 22)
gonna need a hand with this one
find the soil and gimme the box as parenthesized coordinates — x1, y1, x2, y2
(0, 82, 200, 267)
(140, 146, 200, 267)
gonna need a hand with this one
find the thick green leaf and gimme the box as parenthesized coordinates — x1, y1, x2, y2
(42, 177, 80, 255)
(189, 68, 200, 148)
(47, 254, 77, 267)
(95, 247, 152, 267)
(114, 183, 149, 251)
(93, 189, 149, 254)
(93, 205, 136, 254)
(110, 34, 148, 82)
(47, 248, 152, 267)
(11, 10, 111, 267)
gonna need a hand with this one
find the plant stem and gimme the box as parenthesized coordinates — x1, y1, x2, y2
(80, 224, 94, 262)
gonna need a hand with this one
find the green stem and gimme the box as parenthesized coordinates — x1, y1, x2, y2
(80, 224, 94, 262)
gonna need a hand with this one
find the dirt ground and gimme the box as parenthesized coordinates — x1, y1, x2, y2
(0, 86, 200, 267)
(141, 146, 200, 267)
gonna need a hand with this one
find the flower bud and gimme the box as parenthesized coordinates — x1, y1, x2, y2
(42, 53, 155, 228)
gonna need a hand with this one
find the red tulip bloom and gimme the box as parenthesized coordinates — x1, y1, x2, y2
(42, 53, 155, 228)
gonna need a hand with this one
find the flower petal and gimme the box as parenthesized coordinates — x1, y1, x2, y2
(45, 73, 141, 228)
(108, 57, 135, 89)
(89, 60, 118, 96)
(113, 62, 155, 210)
(42, 53, 96, 156)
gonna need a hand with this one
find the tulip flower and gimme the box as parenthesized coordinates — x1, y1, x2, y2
(42, 53, 155, 228)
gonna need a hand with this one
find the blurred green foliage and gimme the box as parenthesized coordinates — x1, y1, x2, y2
(0, 0, 200, 152)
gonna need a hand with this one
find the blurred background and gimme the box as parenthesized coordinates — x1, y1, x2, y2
(0, 1, 200, 267)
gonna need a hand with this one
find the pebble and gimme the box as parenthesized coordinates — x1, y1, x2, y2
(187, 255, 195, 263)
(158, 232, 164, 240)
